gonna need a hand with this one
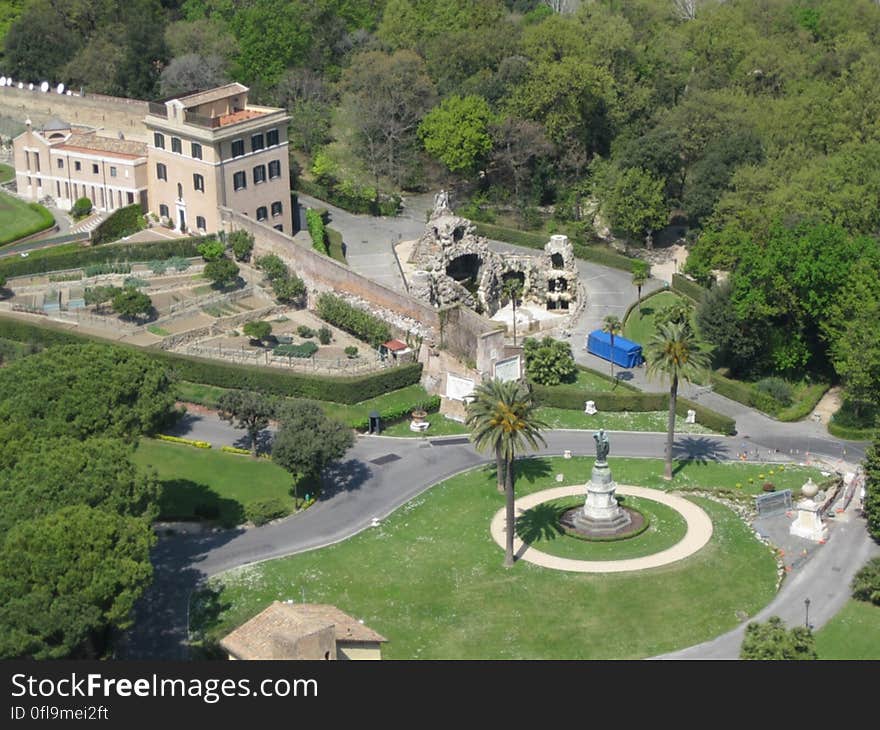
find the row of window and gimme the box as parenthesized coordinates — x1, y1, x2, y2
(51, 157, 121, 177)
(233, 161, 282, 190)
(256, 201, 284, 221)
(155, 133, 203, 160)
(153, 129, 280, 160)
(231, 129, 280, 159)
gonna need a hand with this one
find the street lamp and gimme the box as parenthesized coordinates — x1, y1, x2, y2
(804, 598, 811, 629)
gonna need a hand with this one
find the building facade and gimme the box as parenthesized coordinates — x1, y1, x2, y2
(12, 118, 148, 213)
(144, 83, 292, 236)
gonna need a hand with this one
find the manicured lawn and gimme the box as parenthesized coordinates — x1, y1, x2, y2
(147, 325, 170, 336)
(0, 163, 14, 183)
(815, 600, 880, 659)
(133, 438, 296, 527)
(327, 227, 346, 264)
(381, 411, 469, 437)
(569, 366, 623, 392)
(520, 494, 688, 560)
(190, 456, 779, 659)
(623, 291, 687, 345)
(536, 406, 715, 434)
(0, 191, 55, 247)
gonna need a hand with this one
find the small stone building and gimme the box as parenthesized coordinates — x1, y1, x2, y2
(406, 192, 579, 316)
(220, 602, 387, 660)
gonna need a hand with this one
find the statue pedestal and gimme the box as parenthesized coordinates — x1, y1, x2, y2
(789, 499, 828, 542)
(572, 461, 632, 535)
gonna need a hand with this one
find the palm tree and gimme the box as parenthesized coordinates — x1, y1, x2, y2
(645, 321, 711, 481)
(602, 315, 623, 378)
(503, 278, 524, 347)
(632, 261, 649, 314)
(465, 379, 547, 567)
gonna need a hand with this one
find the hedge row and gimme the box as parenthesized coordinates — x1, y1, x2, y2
(315, 293, 391, 347)
(827, 419, 876, 441)
(91, 204, 146, 245)
(245, 498, 291, 526)
(0, 202, 55, 246)
(220, 445, 252, 455)
(676, 397, 736, 436)
(297, 179, 401, 217)
(1, 237, 204, 278)
(305, 208, 328, 255)
(571, 242, 638, 272)
(532, 384, 736, 434)
(156, 434, 211, 448)
(709, 371, 827, 422)
(0, 316, 423, 404)
(350, 394, 442, 430)
(776, 383, 831, 422)
(671, 273, 708, 302)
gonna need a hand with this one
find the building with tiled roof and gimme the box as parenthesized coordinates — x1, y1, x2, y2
(220, 602, 387, 661)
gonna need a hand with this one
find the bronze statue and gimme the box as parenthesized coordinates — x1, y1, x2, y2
(594, 429, 610, 463)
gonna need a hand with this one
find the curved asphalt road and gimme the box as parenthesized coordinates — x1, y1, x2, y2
(118, 415, 873, 660)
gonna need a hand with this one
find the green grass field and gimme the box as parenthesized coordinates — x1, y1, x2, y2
(535, 406, 714, 433)
(133, 438, 296, 527)
(623, 291, 689, 345)
(815, 600, 880, 659)
(0, 163, 14, 184)
(0, 190, 55, 246)
(190, 456, 779, 659)
(520, 494, 688, 560)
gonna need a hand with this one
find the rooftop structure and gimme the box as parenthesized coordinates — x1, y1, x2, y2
(220, 602, 387, 661)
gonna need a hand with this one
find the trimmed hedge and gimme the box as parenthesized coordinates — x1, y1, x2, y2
(220, 445, 252, 455)
(571, 242, 638, 272)
(91, 204, 145, 244)
(157, 434, 211, 448)
(350, 394, 441, 430)
(671, 273, 708, 302)
(306, 208, 329, 254)
(776, 383, 831, 422)
(0, 316, 424, 404)
(827, 420, 876, 441)
(710, 371, 829, 422)
(532, 383, 736, 434)
(1, 237, 203, 278)
(676, 397, 736, 436)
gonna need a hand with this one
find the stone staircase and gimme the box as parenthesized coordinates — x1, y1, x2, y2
(69, 211, 110, 237)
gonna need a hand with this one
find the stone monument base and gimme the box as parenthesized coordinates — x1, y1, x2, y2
(570, 461, 634, 537)
(789, 499, 828, 542)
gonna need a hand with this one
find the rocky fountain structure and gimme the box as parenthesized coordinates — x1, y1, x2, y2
(406, 191, 579, 317)
(561, 430, 642, 538)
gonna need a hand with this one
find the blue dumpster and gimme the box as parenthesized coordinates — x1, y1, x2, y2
(586, 330, 644, 368)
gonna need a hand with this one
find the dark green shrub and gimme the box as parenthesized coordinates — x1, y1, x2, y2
(316, 293, 391, 347)
(149, 260, 168, 275)
(344, 346, 358, 358)
(349, 395, 441, 430)
(71, 197, 93, 219)
(851, 558, 880, 605)
(91, 205, 145, 244)
(318, 326, 332, 345)
(245, 498, 291, 526)
(523, 337, 577, 386)
(671, 273, 708, 302)
(274, 342, 318, 358)
(297, 178, 401, 217)
(676, 397, 737, 435)
(255, 254, 287, 281)
(297, 325, 315, 338)
(755, 377, 794, 407)
(197, 238, 225, 262)
(228, 230, 254, 262)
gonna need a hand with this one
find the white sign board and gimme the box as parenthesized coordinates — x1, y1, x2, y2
(493, 355, 522, 383)
(446, 373, 476, 401)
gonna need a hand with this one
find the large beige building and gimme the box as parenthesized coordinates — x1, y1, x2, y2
(145, 83, 292, 235)
(12, 118, 148, 213)
(11, 82, 293, 236)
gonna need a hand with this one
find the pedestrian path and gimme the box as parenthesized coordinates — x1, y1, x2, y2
(489, 485, 713, 573)
(68, 211, 109, 236)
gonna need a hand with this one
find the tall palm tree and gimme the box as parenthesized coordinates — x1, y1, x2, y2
(645, 321, 712, 481)
(503, 278, 523, 347)
(632, 261, 649, 314)
(602, 315, 623, 378)
(465, 379, 547, 567)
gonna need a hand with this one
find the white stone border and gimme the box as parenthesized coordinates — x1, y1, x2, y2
(490, 485, 713, 573)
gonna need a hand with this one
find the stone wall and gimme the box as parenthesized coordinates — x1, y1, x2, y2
(220, 208, 506, 374)
(0, 87, 149, 141)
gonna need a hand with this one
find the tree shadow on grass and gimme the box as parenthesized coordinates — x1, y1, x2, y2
(512, 456, 553, 486)
(671, 436, 730, 476)
(319, 458, 373, 499)
(515, 502, 564, 544)
(158, 478, 245, 528)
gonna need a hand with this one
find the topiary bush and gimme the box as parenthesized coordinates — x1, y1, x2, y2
(71, 197, 93, 219)
(318, 326, 332, 345)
